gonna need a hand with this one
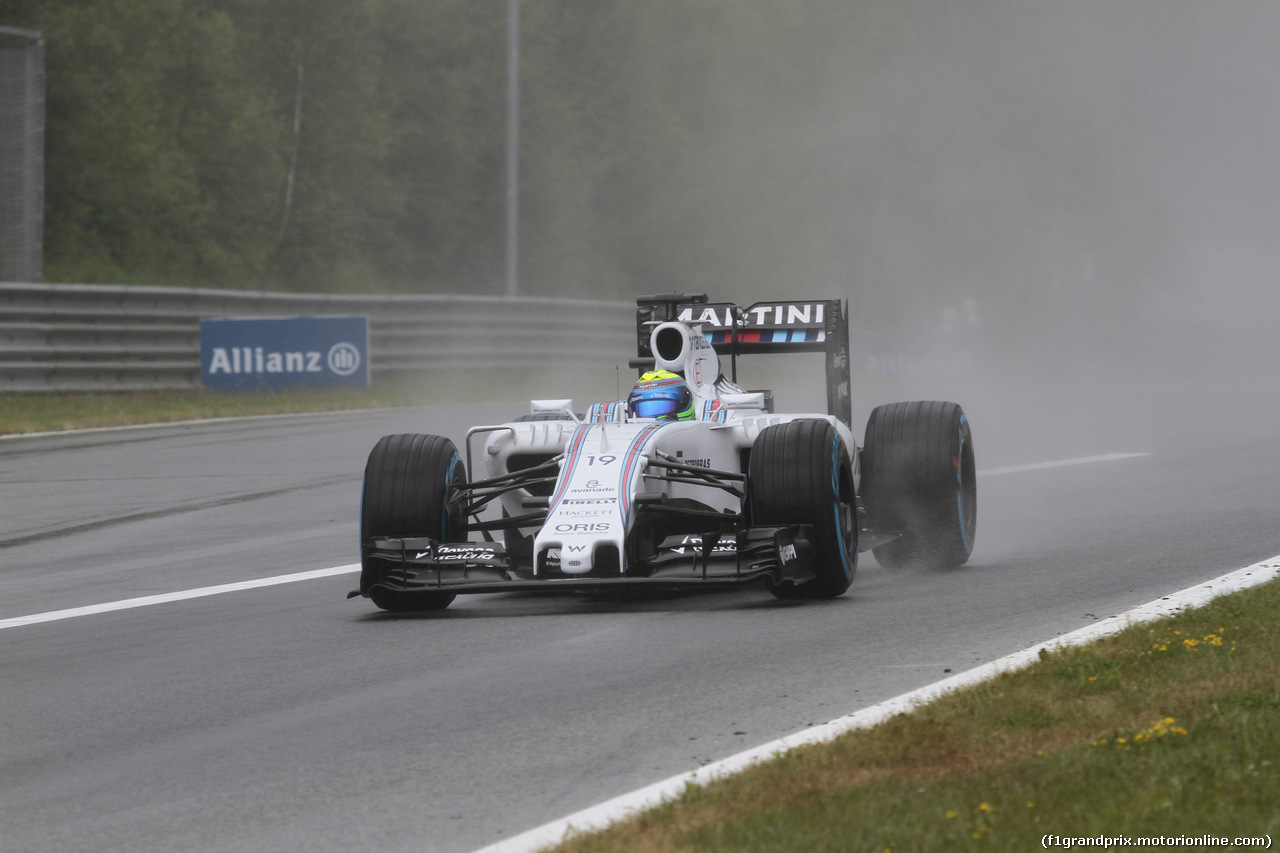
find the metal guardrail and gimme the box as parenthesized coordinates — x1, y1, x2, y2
(0, 282, 634, 391)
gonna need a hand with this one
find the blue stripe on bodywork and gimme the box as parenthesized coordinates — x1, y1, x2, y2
(546, 425, 593, 514)
(617, 424, 663, 527)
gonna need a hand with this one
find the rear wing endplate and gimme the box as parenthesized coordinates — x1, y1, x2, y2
(634, 293, 851, 428)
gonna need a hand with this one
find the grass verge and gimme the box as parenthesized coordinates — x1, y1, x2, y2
(550, 579, 1280, 852)
(0, 388, 426, 436)
(0, 368, 621, 437)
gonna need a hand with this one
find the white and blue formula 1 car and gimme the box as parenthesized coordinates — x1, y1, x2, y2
(350, 293, 976, 612)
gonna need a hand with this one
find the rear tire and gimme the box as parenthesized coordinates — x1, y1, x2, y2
(861, 401, 976, 569)
(360, 433, 466, 612)
(748, 419, 857, 599)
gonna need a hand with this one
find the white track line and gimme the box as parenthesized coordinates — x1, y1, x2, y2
(0, 408, 386, 441)
(0, 453, 1144, 631)
(2, 449, 1266, 850)
(979, 452, 1150, 476)
(471, 555, 1280, 853)
(0, 564, 360, 630)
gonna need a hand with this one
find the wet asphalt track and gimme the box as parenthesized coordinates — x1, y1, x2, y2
(2, 384, 1278, 853)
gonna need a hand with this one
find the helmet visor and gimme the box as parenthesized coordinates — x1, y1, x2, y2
(628, 386, 691, 419)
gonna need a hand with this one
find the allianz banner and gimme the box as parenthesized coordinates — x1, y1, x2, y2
(200, 316, 370, 391)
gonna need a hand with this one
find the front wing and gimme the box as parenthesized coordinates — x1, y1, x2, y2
(350, 525, 815, 598)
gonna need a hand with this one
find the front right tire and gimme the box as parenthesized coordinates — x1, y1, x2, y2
(747, 419, 857, 599)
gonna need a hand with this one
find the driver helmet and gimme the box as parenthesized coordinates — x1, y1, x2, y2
(627, 369, 694, 421)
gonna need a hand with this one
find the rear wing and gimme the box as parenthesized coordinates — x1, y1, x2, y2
(634, 293, 851, 428)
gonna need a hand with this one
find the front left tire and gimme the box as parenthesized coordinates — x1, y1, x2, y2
(360, 433, 466, 612)
(860, 400, 976, 569)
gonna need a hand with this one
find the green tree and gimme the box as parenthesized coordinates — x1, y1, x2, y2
(29, 0, 283, 285)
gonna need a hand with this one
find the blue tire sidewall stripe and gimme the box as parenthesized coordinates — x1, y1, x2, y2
(831, 433, 854, 579)
(955, 414, 973, 555)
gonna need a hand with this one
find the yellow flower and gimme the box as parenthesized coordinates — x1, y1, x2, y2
(978, 802, 994, 812)
(1027, 801, 1036, 809)
(946, 810, 958, 819)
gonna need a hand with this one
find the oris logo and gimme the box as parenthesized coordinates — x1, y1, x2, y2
(554, 522, 612, 534)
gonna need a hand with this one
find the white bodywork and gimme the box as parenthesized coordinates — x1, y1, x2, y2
(472, 321, 857, 574)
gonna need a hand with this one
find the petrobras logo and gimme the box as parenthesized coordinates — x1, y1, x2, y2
(668, 535, 737, 556)
(434, 544, 502, 562)
(674, 452, 711, 468)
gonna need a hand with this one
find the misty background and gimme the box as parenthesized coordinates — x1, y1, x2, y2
(4, 0, 1278, 435)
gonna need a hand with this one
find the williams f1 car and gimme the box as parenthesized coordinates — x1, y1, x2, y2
(351, 293, 976, 612)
